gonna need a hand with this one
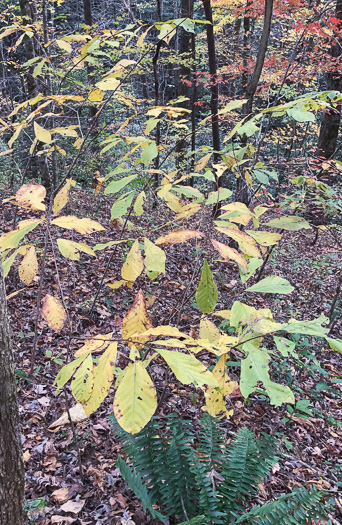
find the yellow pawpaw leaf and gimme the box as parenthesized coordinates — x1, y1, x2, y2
(155, 229, 203, 245)
(71, 353, 94, 404)
(215, 227, 261, 258)
(113, 361, 157, 434)
(121, 289, 152, 349)
(199, 317, 221, 343)
(121, 239, 144, 282)
(18, 246, 38, 285)
(52, 215, 105, 234)
(88, 88, 104, 102)
(211, 239, 248, 270)
(52, 179, 76, 215)
(41, 294, 67, 333)
(57, 238, 96, 260)
(16, 183, 46, 211)
(246, 230, 282, 247)
(83, 342, 118, 415)
(205, 355, 238, 419)
(74, 332, 113, 357)
(34, 121, 52, 144)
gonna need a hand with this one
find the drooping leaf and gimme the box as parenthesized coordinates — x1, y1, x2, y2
(155, 229, 203, 245)
(325, 337, 342, 354)
(52, 179, 76, 215)
(264, 216, 311, 231)
(133, 191, 146, 216)
(282, 315, 329, 336)
(194, 152, 212, 172)
(139, 141, 158, 166)
(215, 227, 261, 258)
(96, 78, 120, 91)
(205, 355, 238, 419)
(0, 222, 41, 251)
(83, 342, 118, 415)
(157, 349, 218, 387)
(240, 343, 295, 406)
(88, 88, 104, 102)
(121, 290, 153, 349)
(74, 332, 113, 357)
(211, 239, 248, 270)
(111, 192, 135, 219)
(41, 294, 67, 333)
(144, 237, 165, 280)
(16, 184, 46, 211)
(55, 353, 91, 393)
(121, 239, 144, 282)
(195, 259, 218, 314)
(246, 230, 282, 247)
(52, 216, 104, 234)
(239, 258, 262, 284)
(71, 353, 94, 404)
(18, 246, 38, 285)
(199, 317, 221, 343)
(57, 238, 96, 260)
(246, 276, 294, 294)
(2, 250, 19, 278)
(274, 336, 296, 357)
(113, 361, 157, 434)
(34, 121, 52, 144)
(287, 109, 315, 122)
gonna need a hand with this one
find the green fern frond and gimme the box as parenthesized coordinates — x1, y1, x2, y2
(117, 455, 165, 522)
(219, 427, 277, 513)
(198, 413, 226, 470)
(235, 486, 331, 524)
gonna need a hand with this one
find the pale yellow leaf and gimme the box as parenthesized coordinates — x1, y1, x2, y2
(88, 88, 104, 102)
(246, 230, 282, 247)
(211, 239, 248, 270)
(121, 239, 144, 282)
(113, 361, 157, 434)
(49, 403, 87, 428)
(194, 152, 212, 172)
(16, 183, 46, 211)
(18, 246, 38, 285)
(205, 355, 238, 419)
(34, 121, 52, 144)
(144, 237, 165, 280)
(52, 215, 104, 234)
(215, 227, 261, 258)
(71, 353, 94, 404)
(83, 342, 118, 415)
(41, 294, 67, 333)
(155, 229, 203, 245)
(52, 179, 76, 215)
(74, 332, 113, 357)
(121, 289, 152, 349)
(57, 238, 96, 260)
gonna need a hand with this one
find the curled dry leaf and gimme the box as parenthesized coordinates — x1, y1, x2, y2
(41, 294, 67, 333)
(49, 403, 87, 428)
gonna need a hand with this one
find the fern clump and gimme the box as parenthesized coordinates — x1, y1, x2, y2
(110, 413, 332, 524)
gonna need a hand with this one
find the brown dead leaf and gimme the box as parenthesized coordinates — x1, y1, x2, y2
(49, 403, 87, 428)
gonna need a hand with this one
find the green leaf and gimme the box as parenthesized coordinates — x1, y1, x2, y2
(104, 174, 137, 195)
(157, 349, 218, 387)
(113, 361, 157, 434)
(71, 353, 94, 404)
(239, 258, 262, 284)
(287, 109, 315, 122)
(179, 18, 195, 33)
(274, 336, 296, 357)
(139, 141, 158, 166)
(325, 337, 342, 354)
(240, 343, 295, 406)
(0, 221, 41, 252)
(264, 216, 311, 230)
(54, 353, 91, 392)
(205, 188, 232, 205)
(111, 192, 135, 219)
(195, 259, 218, 313)
(246, 276, 294, 294)
(282, 315, 329, 336)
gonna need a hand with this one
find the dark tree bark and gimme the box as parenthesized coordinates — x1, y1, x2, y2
(235, 0, 274, 204)
(175, 0, 194, 174)
(316, 0, 342, 160)
(0, 257, 25, 525)
(203, 0, 222, 214)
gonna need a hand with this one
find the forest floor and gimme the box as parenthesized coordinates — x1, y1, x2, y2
(2, 188, 342, 525)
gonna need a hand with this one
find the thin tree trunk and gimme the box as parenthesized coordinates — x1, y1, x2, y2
(235, 0, 274, 204)
(0, 256, 25, 525)
(203, 0, 222, 214)
(316, 0, 342, 162)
